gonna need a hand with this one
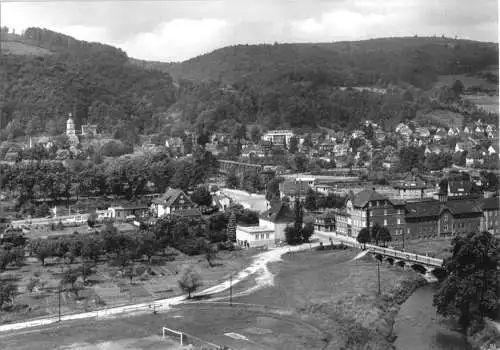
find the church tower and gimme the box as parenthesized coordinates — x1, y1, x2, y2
(66, 113, 76, 136)
(66, 113, 79, 145)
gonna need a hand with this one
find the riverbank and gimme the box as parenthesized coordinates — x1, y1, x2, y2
(230, 248, 427, 349)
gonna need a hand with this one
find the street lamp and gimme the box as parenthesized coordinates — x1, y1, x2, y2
(377, 258, 381, 295)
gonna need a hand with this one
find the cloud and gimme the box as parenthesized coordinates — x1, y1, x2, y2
(1, 0, 497, 61)
(120, 18, 228, 61)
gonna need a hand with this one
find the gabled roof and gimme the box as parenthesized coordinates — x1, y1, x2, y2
(352, 189, 388, 208)
(405, 200, 442, 219)
(260, 203, 294, 223)
(152, 188, 189, 207)
(279, 181, 310, 197)
(445, 200, 482, 215)
(175, 208, 202, 218)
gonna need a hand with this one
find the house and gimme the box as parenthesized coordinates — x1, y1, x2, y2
(351, 129, 365, 139)
(488, 145, 498, 156)
(258, 202, 295, 241)
(261, 130, 294, 147)
(448, 127, 460, 137)
(393, 173, 429, 200)
(165, 137, 184, 154)
(455, 142, 466, 153)
(396, 124, 413, 138)
(106, 204, 149, 221)
(415, 127, 431, 138)
(279, 180, 311, 200)
(447, 180, 472, 198)
(314, 212, 336, 232)
(212, 195, 231, 211)
(345, 189, 406, 239)
(404, 199, 483, 239)
(334, 143, 349, 157)
(241, 145, 265, 158)
(383, 154, 400, 170)
(465, 150, 484, 167)
(150, 188, 196, 217)
(319, 141, 336, 153)
(481, 197, 500, 234)
(81, 123, 98, 136)
(433, 128, 447, 142)
(236, 226, 274, 248)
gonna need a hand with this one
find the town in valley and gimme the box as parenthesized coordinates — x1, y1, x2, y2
(0, 3, 499, 350)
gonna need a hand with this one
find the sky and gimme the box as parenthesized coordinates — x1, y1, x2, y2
(1, 0, 498, 62)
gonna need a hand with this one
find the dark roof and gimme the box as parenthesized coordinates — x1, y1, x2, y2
(389, 199, 406, 207)
(445, 200, 482, 215)
(448, 180, 472, 194)
(405, 200, 442, 219)
(405, 199, 482, 219)
(353, 189, 388, 208)
(151, 188, 188, 206)
(260, 203, 294, 223)
(482, 197, 500, 211)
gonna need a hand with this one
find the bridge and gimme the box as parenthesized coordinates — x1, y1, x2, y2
(315, 231, 446, 279)
(367, 245, 444, 276)
(218, 160, 264, 176)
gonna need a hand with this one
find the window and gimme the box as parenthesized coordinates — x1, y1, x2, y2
(397, 218, 401, 225)
(384, 219, 387, 226)
(266, 233, 270, 239)
(384, 209, 387, 216)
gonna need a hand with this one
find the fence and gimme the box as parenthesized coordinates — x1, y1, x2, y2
(10, 214, 90, 229)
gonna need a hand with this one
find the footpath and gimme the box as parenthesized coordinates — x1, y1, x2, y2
(0, 241, 321, 333)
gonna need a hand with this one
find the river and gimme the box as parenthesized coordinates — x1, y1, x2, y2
(394, 284, 472, 350)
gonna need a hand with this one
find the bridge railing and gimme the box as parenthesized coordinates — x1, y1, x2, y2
(368, 245, 443, 267)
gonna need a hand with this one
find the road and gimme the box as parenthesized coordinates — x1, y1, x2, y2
(221, 188, 268, 213)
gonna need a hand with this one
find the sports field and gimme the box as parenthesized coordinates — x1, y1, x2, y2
(0, 248, 423, 350)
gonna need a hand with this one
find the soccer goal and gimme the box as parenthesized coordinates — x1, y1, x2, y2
(162, 326, 184, 346)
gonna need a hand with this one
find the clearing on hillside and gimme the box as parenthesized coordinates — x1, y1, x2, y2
(1, 41, 53, 56)
(415, 109, 464, 129)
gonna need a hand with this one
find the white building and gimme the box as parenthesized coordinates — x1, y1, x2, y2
(261, 130, 294, 146)
(236, 226, 275, 248)
(66, 113, 79, 146)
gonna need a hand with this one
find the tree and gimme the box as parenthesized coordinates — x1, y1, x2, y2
(136, 231, 157, 264)
(293, 198, 303, 234)
(288, 136, 298, 154)
(371, 223, 382, 246)
(357, 228, 371, 249)
(225, 172, 239, 189)
(191, 186, 212, 207)
(377, 227, 392, 247)
(226, 211, 236, 242)
(304, 189, 317, 211)
(265, 177, 282, 201)
(433, 231, 499, 330)
(0, 281, 17, 309)
(87, 212, 97, 228)
(249, 125, 261, 143)
(451, 79, 465, 96)
(60, 268, 81, 297)
(26, 277, 40, 293)
(285, 226, 301, 245)
(301, 222, 314, 243)
(178, 265, 203, 298)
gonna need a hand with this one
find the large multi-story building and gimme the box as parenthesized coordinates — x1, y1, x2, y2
(393, 173, 430, 200)
(261, 130, 294, 147)
(345, 189, 406, 239)
(481, 197, 500, 235)
(404, 199, 483, 239)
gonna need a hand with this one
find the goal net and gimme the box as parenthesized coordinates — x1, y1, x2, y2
(162, 326, 184, 346)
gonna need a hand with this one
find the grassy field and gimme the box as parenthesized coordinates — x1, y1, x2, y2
(434, 74, 498, 92)
(0, 248, 424, 350)
(462, 93, 499, 114)
(0, 247, 257, 325)
(415, 109, 464, 129)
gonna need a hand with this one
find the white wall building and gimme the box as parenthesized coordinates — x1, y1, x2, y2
(236, 226, 275, 248)
(261, 130, 294, 146)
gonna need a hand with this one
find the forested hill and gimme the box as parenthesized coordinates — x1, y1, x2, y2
(147, 37, 498, 89)
(0, 28, 177, 139)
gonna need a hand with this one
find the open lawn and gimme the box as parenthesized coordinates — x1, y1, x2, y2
(434, 74, 499, 93)
(24, 222, 137, 239)
(462, 93, 499, 114)
(415, 109, 464, 129)
(222, 249, 424, 349)
(0, 247, 257, 326)
(0, 248, 423, 350)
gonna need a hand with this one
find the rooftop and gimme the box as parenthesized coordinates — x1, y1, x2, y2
(237, 225, 274, 234)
